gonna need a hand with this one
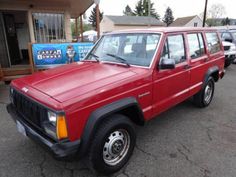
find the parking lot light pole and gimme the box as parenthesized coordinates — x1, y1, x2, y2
(203, 0, 208, 27)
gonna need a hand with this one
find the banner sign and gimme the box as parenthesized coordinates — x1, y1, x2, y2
(32, 43, 94, 68)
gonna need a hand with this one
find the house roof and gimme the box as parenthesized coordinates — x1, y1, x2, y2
(0, 0, 93, 18)
(170, 15, 198, 27)
(106, 15, 164, 26)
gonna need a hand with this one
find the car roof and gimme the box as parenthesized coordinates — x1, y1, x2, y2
(105, 27, 217, 35)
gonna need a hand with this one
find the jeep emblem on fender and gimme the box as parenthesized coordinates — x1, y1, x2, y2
(22, 87, 29, 93)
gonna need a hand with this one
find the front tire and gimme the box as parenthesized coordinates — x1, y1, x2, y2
(193, 76, 215, 108)
(87, 114, 136, 175)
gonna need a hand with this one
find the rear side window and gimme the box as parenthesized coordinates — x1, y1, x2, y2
(161, 34, 186, 64)
(187, 33, 205, 59)
(206, 32, 221, 54)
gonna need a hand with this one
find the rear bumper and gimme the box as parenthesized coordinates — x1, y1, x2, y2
(6, 103, 80, 159)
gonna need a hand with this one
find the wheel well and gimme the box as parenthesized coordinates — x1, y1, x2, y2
(116, 105, 145, 126)
(210, 71, 219, 82)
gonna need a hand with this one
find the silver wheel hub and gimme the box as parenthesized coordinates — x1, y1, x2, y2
(204, 83, 213, 103)
(103, 129, 130, 166)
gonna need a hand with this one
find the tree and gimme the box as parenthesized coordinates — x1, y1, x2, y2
(123, 5, 134, 16)
(206, 3, 226, 26)
(133, 0, 160, 19)
(88, 7, 103, 29)
(163, 7, 174, 26)
(221, 17, 231, 26)
(71, 20, 93, 38)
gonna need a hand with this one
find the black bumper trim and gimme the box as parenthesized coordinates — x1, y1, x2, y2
(6, 103, 80, 159)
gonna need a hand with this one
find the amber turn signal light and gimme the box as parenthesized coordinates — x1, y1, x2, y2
(56, 115, 68, 140)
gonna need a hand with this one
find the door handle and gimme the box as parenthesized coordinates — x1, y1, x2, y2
(183, 65, 191, 69)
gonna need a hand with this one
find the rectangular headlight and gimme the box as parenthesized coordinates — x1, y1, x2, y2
(44, 111, 68, 140)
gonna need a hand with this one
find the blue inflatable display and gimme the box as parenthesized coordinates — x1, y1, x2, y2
(32, 43, 94, 68)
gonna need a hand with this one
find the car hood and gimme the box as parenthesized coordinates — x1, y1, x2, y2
(18, 62, 137, 102)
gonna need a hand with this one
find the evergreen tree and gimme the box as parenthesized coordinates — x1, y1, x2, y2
(123, 5, 134, 16)
(133, 0, 160, 19)
(88, 7, 103, 29)
(221, 17, 230, 26)
(163, 7, 174, 26)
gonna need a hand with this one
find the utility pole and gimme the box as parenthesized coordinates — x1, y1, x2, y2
(203, 0, 208, 27)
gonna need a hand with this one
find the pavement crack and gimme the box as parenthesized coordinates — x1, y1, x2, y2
(177, 148, 211, 177)
(135, 144, 157, 160)
(180, 143, 191, 153)
(39, 154, 46, 177)
(206, 128, 213, 141)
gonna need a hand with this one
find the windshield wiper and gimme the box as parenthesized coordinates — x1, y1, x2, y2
(106, 53, 130, 67)
(88, 53, 100, 62)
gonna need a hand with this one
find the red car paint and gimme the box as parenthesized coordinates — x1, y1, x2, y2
(11, 28, 225, 142)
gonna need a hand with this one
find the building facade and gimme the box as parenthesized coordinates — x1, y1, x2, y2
(170, 15, 204, 27)
(0, 0, 93, 68)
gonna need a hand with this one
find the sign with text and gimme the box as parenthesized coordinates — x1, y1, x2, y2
(32, 43, 94, 68)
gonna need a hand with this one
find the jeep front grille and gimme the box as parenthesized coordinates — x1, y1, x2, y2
(12, 90, 47, 128)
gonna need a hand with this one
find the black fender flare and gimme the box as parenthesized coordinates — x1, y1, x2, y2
(78, 97, 144, 157)
(204, 66, 219, 84)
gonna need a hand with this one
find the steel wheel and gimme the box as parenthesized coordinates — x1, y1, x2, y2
(204, 81, 213, 104)
(103, 129, 130, 166)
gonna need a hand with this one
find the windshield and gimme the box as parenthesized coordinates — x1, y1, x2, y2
(231, 30, 236, 39)
(85, 33, 161, 67)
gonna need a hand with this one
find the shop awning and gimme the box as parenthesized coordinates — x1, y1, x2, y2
(0, 0, 94, 17)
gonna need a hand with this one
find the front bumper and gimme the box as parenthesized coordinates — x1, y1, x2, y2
(6, 103, 80, 159)
(225, 54, 236, 63)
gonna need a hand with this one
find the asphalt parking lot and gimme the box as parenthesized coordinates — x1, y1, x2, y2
(0, 65, 236, 177)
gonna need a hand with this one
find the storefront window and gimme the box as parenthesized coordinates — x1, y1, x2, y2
(32, 13, 65, 43)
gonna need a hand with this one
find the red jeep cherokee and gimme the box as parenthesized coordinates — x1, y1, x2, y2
(7, 27, 225, 174)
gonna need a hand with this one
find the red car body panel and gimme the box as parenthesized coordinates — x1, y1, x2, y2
(10, 27, 225, 142)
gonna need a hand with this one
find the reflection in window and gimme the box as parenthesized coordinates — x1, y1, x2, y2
(32, 13, 65, 43)
(187, 33, 205, 59)
(86, 33, 161, 67)
(206, 32, 221, 54)
(161, 35, 186, 64)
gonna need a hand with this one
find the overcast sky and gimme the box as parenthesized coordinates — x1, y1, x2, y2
(88, 0, 236, 19)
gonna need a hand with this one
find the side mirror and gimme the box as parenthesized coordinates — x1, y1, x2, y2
(159, 58, 175, 70)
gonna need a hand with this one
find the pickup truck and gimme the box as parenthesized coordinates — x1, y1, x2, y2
(7, 27, 225, 175)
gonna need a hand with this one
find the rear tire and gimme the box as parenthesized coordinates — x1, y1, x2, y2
(225, 60, 231, 68)
(193, 76, 215, 108)
(87, 114, 136, 175)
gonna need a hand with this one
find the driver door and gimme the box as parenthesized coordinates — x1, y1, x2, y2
(152, 33, 191, 116)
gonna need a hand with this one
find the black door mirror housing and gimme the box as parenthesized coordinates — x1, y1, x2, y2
(159, 58, 175, 70)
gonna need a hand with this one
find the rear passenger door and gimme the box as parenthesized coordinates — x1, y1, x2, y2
(152, 33, 190, 116)
(187, 32, 209, 95)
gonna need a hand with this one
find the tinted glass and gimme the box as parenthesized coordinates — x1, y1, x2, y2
(85, 33, 161, 67)
(187, 33, 205, 59)
(161, 35, 186, 64)
(206, 32, 221, 54)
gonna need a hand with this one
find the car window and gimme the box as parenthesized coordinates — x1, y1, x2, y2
(206, 32, 221, 54)
(86, 33, 161, 67)
(161, 34, 186, 64)
(187, 33, 205, 59)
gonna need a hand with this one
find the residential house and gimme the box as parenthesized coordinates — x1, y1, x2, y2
(170, 15, 203, 27)
(100, 15, 165, 34)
